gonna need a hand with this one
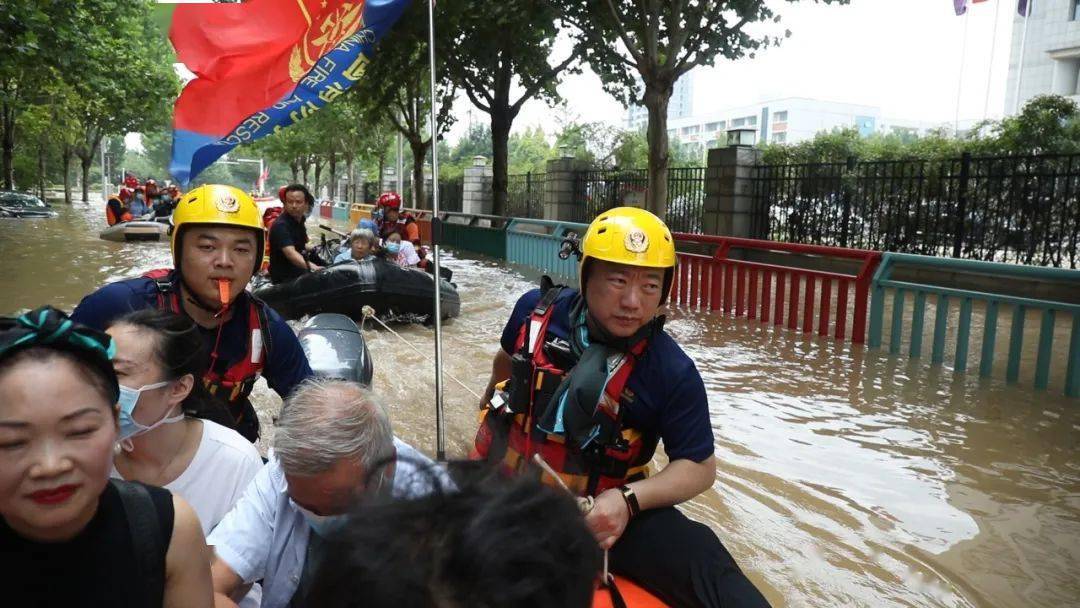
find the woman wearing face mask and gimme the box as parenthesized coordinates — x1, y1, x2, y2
(0, 305, 212, 607)
(107, 309, 263, 537)
(382, 230, 421, 268)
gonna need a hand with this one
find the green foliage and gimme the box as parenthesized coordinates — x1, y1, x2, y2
(1, 0, 178, 193)
(439, 0, 579, 213)
(508, 127, 553, 175)
(554, 0, 849, 214)
(758, 95, 1080, 165)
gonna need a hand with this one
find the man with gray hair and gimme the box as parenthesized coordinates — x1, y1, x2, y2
(207, 378, 442, 608)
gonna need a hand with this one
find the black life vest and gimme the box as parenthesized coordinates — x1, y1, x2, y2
(472, 284, 659, 497)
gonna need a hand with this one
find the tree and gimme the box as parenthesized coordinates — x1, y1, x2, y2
(352, 1, 456, 209)
(507, 127, 553, 175)
(0, 0, 94, 188)
(558, 0, 847, 217)
(442, 1, 579, 215)
(60, 1, 177, 201)
(991, 95, 1080, 155)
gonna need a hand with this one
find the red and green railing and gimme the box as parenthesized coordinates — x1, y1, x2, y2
(670, 235, 881, 344)
(333, 206, 1079, 398)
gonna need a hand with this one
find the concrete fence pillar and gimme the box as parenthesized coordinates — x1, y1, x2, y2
(703, 145, 762, 238)
(543, 156, 588, 221)
(462, 155, 493, 215)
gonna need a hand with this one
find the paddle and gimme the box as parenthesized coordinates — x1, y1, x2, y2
(318, 223, 348, 238)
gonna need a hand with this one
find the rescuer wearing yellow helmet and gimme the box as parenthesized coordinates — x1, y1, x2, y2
(72, 185, 313, 442)
(473, 207, 770, 607)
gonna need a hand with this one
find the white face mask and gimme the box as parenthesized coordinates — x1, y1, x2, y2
(293, 502, 348, 537)
(116, 381, 184, 449)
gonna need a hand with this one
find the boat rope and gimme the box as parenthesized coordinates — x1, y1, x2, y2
(533, 454, 610, 584)
(360, 305, 482, 401)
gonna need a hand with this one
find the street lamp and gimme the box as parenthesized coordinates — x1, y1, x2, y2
(726, 127, 757, 147)
(218, 156, 265, 194)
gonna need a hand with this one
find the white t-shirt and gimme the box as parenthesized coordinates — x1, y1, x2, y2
(393, 241, 422, 267)
(112, 419, 264, 536)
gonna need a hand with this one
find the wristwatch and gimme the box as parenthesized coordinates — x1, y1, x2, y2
(618, 485, 640, 519)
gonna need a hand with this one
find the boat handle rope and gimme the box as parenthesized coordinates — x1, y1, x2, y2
(359, 305, 483, 401)
(533, 454, 612, 586)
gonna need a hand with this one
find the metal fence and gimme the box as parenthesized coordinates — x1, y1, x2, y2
(506, 172, 545, 218)
(401, 179, 463, 212)
(570, 168, 706, 232)
(753, 153, 1080, 268)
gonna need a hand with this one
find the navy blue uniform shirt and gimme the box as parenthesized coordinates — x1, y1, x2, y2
(71, 273, 313, 400)
(268, 213, 309, 284)
(500, 288, 715, 463)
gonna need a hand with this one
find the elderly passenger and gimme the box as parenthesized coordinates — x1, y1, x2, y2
(207, 379, 442, 608)
(333, 228, 378, 264)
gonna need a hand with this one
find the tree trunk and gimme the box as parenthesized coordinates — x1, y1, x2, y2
(377, 155, 386, 196)
(62, 147, 72, 205)
(408, 139, 428, 211)
(643, 81, 673, 219)
(1, 99, 16, 190)
(300, 159, 309, 186)
(345, 154, 355, 203)
(491, 109, 512, 217)
(80, 154, 93, 204)
(313, 156, 323, 197)
(328, 152, 337, 200)
(37, 140, 46, 201)
(290, 159, 299, 184)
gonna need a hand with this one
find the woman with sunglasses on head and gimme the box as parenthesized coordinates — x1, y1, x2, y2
(106, 309, 263, 538)
(0, 306, 212, 607)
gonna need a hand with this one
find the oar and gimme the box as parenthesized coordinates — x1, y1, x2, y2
(318, 223, 348, 238)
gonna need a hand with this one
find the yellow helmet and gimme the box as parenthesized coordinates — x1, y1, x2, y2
(579, 207, 677, 303)
(170, 184, 265, 275)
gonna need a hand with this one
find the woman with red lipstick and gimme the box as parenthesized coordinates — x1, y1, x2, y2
(0, 306, 213, 607)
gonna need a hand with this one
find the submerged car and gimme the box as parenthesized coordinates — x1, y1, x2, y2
(0, 191, 58, 218)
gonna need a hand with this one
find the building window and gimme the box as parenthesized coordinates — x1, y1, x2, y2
(1074, 0, 1080, 20)
(732, 117, 745, 127)
(705, 122, 721, 132)
(772, 132, 787, 144)
(747, 116, 758, 126)
(773, 111, 788, 122)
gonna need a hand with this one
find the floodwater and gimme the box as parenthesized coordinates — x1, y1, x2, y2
(1, 199, 1077, 608)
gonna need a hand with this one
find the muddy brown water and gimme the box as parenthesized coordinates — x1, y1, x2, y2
(1, 200, 1077, 607)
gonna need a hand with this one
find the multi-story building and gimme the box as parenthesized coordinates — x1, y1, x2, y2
(663, 97, 946, 156)
(624, 72, 694, 131)
(1005, 0, 1080, 114)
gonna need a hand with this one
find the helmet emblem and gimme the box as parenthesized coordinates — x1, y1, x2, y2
(216, 194, 239, 213)
(624, 228, 649, 253)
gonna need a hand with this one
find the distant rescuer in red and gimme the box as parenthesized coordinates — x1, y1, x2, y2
(473, 207, 772, 607)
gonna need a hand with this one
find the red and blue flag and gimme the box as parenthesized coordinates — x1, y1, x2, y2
(169, 0, 412, 185)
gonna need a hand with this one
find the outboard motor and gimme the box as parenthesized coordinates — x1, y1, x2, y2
(298, 313, 373, 386)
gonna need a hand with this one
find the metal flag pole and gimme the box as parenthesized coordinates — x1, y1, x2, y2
(427, 0, 446, 462)
(982, 0, 1002, 121)
(954, 10, 970, 134)
(1012, 0, 1033, 114)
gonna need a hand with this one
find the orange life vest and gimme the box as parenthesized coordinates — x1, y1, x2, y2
(473, 286, 659, 497)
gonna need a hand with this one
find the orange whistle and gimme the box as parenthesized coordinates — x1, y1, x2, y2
(217, 279, 232, 309)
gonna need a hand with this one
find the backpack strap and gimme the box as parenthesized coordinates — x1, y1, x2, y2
(111, 479, 166, 608)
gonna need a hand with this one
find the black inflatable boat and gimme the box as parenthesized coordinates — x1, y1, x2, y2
(252, 257, 460, 322)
